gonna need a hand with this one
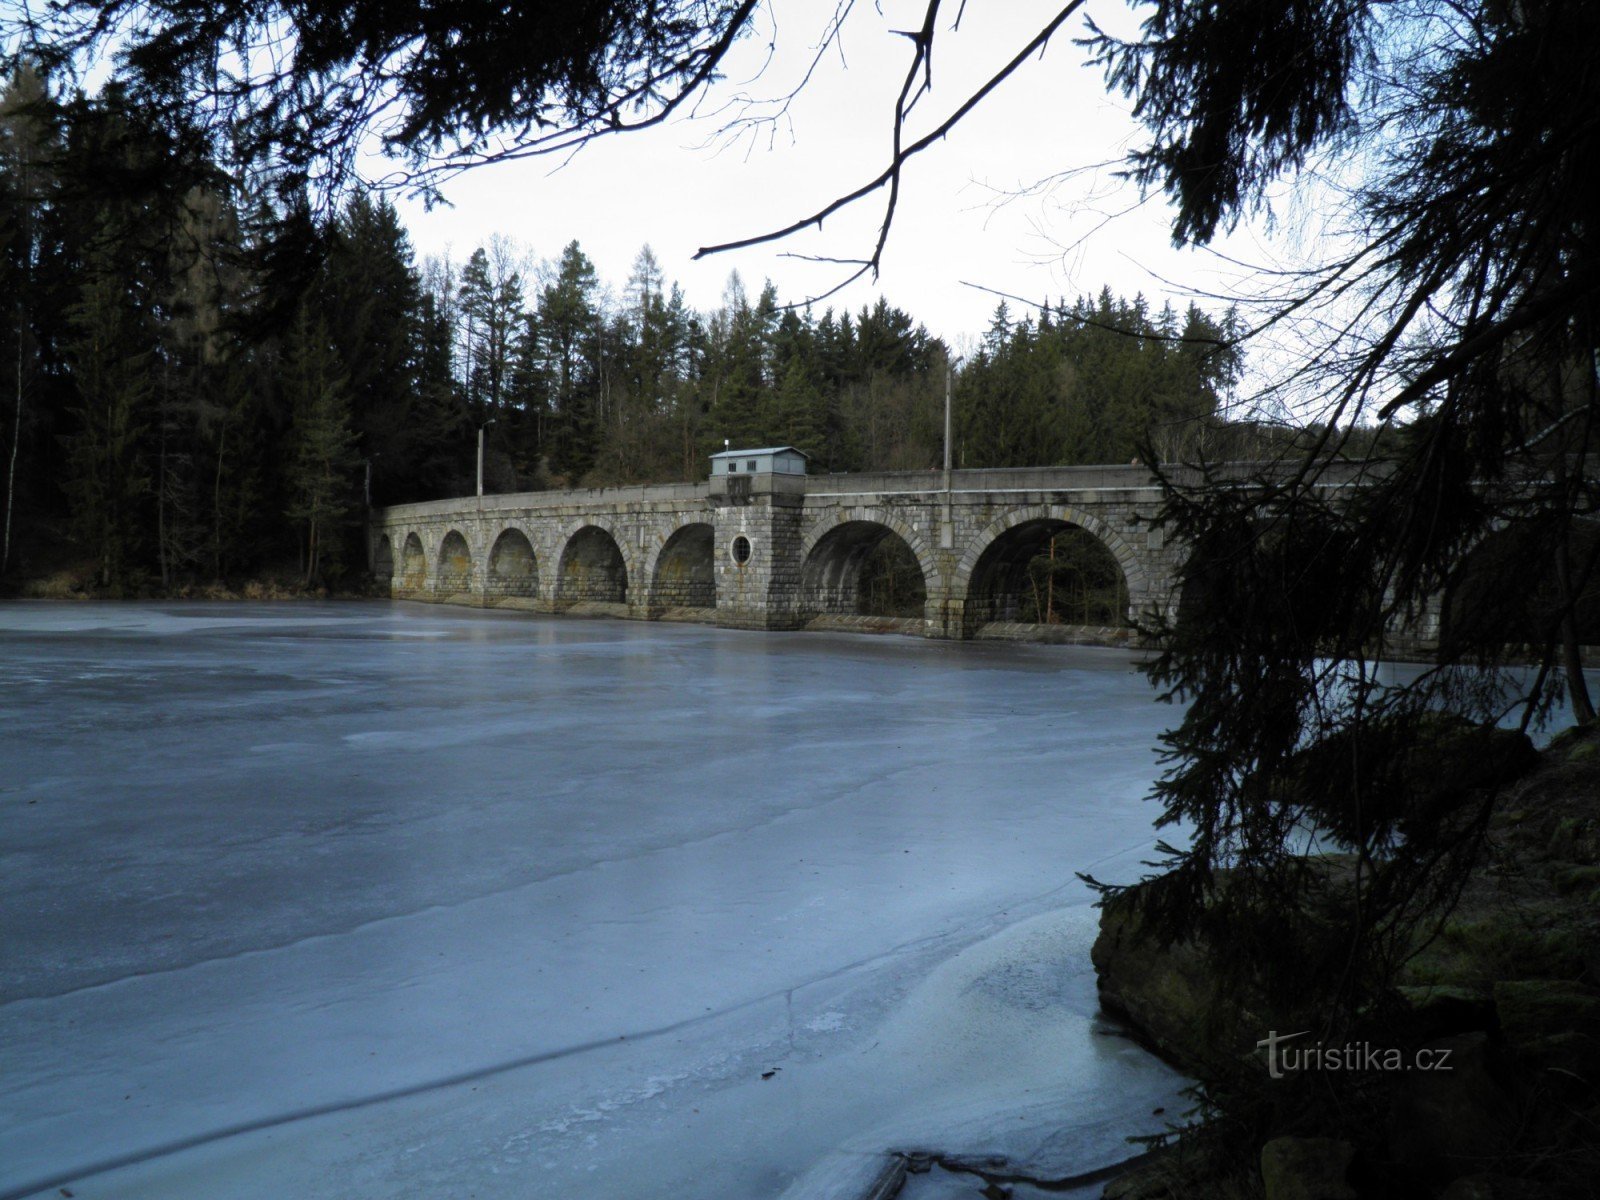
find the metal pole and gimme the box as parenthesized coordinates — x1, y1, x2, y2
(363, 458, 374, 571)
(941, 356, 959, 550)
(476, 419, 497, 508)
(943, 361, 953, 479)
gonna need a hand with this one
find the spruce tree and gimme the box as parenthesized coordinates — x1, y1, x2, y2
(537, 240, 599, 480)
(282, 303, 357, 586)
(0, 65, 58, 577)
(62, 239, 153, 589)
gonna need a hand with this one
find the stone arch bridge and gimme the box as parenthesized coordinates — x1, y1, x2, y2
(369, 462, 1386, 642)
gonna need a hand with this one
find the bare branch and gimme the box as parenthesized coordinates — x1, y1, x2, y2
(693, 0, 1088, 287)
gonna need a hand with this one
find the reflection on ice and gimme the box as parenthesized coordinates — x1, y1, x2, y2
(1, 602, 1185, 1199)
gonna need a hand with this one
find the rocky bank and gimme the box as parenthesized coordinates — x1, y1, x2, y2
(1091, 720, 1600, 1199)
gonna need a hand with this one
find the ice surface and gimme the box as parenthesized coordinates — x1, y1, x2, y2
(2, 602, 1189, 1199)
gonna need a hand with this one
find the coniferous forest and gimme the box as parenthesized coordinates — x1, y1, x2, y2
(0, 66, 1267, 594)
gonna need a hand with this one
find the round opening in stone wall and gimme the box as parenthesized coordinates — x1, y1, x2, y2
(730, 535, 753, 566)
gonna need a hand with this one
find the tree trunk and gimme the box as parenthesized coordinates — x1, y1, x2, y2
(157, 404, 169, 589)
(3, 319, 20, 576)
(1555, 537, 1596, 723)
(1045, 534, 1056, 624)
(212, 421, 227, 579)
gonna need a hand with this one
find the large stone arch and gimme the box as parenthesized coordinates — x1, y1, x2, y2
(487, 526, 539, 601)
(800, 507, 940, 593)
(399, 531, 427, 593)
(435, 529, 475, 595)
(798, 512, 933, 625)
(644, 521, 717, 617)
(953, 505, 1144, 634)
(555, 522, 630, 608)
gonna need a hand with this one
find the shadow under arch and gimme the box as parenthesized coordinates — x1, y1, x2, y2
(436, 530, 474, 594)
(963, 517, 1130, 637)
(399, 533, 426, 593)
(648, 523, 716, 618)
(556, 525, 629, 608)
(487, 528, 539, 601)
(800, 520, 927, 627)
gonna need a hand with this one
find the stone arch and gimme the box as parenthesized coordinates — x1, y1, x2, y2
(436, 529, 474, 594)
(372, 534, 394, 585)
(800, 508, 940, 592)
(555, 523, 630, 607)
(954, 505, 1143, 634)
(799, 516, 930, 623)
(487, 527, 539, 600)
(399, 532, 427, 592)
(646, 522, 716, 616)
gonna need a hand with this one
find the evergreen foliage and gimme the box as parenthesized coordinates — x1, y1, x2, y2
(0, 70, 1267, 592)
(281, 303, 357, 586)
(0, 64, 1273, 592)
(0, 71, 1256, 591)
(1073, 7, 1600, 1132)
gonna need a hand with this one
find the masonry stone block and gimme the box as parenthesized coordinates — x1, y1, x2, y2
(364, 465, 1398, 649)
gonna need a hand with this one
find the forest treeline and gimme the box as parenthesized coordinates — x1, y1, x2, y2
(2, 68, 1263, 592)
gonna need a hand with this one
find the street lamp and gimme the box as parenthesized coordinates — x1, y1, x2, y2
(942, 353, 963, 548)
(476, 418, 497, 500)
(362, 453, 381, 513)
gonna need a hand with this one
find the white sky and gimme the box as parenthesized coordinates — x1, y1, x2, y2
(388, 1, 1288, 348)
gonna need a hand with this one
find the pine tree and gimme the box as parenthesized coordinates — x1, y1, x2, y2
(0, 64, 60, 578)
(537, 240, 599, 479)
(702, 271, 770, 452)
(282, 303, 357, 586)
(323, 194, 430, 506)
(62, 240, 153, 589)
(457, 240, 524, 420)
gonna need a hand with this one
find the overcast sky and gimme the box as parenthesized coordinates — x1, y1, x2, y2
(389, 1, 1288, 348)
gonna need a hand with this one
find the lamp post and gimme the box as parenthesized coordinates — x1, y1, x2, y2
(476, 418, 496, 501)
(362, 455, 375, 571)
(942, 353, 963, 549)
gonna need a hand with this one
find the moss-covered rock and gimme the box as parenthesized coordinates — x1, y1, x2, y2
(1258, 1136, 1356, 1200)
(1551, 864, 1600, 896)
(1093, 720, 1600, 1193)
(1437, 1175, 1545, 1200)
(1548, 815, 1600, 864)
(1386, 1032, 1515, 1184)
(1404, 913, 1591, 989)
(1393, 984, 1495, 1038)
(1492, 978, 1600, 1093)
(1091, 887, 1262, 1074)
(1493, 979, 1600, 1041)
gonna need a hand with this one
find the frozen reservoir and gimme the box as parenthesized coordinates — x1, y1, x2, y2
(0, 602, 1187, 1199)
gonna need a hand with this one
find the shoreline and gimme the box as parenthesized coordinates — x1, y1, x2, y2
(8, 592, 1597, 666)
